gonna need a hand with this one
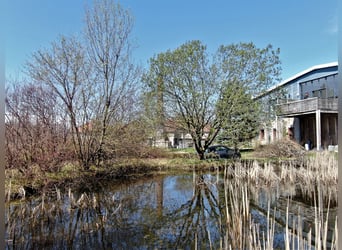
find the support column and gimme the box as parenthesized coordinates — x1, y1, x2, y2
(275, 116, 278, 141)
(335, 115, 338, 145)
(316, 110, 321, 151)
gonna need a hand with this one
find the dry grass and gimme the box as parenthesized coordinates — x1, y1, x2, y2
(253, 139, 306, 159)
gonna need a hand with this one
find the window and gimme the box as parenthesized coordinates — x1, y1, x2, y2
(260, 129, 265, 140)
(312, 89, 326, 98)
(328, 89, 334, 98)
(287, 127, 294, 139)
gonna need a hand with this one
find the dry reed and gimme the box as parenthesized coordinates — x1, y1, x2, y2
(222, 151, 337, 249)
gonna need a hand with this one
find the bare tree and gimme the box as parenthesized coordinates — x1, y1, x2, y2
(26, 36, 95, 169)
(84, 0, 141, 162)
(20, 0, 141, 169)
(5, 81, 69, 172)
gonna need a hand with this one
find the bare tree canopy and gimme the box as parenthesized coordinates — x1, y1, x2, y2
(23, 0, 141, 169)
(26, 36, 94, 167)
(85, 0, 141, 161)
(5, 81, 70, 171)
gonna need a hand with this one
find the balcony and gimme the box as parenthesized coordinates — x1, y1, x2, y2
(276, 97, 338, 116)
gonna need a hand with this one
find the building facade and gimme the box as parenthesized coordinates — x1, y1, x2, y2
(148, 120, 210, 149)
(258, 62, 338, 150)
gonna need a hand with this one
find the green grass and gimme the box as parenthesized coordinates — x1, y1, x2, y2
(169, 147, 197, 153)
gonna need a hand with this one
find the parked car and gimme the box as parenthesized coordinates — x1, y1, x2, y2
(204, 145, 241, 159)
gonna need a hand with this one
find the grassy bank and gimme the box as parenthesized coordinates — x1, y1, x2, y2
(5, 145, 337, 202)
(5, 151, 226, 200)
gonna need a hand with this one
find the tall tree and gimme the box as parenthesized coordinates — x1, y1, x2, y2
(214, 42, 281, 142)
(216, 81, 260, 149)
(84, 0, 140, 161)
(141, 53, 167, 146)
(144, 41, 281, 159)
(26, 0, 141, 168)
(144, 41, 220, 159)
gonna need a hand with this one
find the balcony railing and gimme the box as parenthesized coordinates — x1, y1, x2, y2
(276, 97, 338, 116)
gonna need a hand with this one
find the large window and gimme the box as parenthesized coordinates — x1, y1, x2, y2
(312, 88, 326, 98)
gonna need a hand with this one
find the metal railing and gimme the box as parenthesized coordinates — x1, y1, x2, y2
(276, 97, 338, 116)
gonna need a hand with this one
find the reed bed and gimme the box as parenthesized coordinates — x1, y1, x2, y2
(283, 185, 338, 250)
(221, 151, 338, 249)
(221, 168, 279, 250)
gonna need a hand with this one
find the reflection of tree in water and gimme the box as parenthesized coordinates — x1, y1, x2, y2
(158, 171, 279, 249)
(6, 178, 161, 249)
(164, 173, 223, 249)
(156, 172, 252, 249)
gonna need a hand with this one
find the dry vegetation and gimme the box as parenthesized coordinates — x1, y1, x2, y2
(6, 151, 337, 249)
(219, 149, 338, 249)
(253, 139, 306, 159)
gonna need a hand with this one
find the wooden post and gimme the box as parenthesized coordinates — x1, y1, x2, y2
(316, 110, 321, 150)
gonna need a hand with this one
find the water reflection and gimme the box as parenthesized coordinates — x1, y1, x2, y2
(6, 170, 337, 249)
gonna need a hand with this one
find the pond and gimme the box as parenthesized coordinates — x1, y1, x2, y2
(5, 167, 337, 249)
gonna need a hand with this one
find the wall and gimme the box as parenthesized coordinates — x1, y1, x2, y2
(256, 117, 295, 146)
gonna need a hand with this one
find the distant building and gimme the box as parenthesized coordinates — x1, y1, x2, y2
(149, 123, 193, 148)
(257, 62, 338, 150)
(149, 120, 210, 149)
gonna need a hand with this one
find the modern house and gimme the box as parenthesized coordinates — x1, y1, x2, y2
(257, 62, 338, 150)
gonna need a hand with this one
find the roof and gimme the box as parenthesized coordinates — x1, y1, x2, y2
(256, 62, 338, 98)
(163, 119, 211, 133)
(298, 70, 338, 84)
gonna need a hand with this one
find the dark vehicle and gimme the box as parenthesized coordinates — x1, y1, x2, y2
(204, 145, 241, 159)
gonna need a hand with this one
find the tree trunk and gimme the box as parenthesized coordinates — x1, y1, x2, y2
(193, 138, 205, 160)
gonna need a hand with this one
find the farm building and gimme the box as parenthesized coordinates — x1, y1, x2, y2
(257, 62, 338, 150)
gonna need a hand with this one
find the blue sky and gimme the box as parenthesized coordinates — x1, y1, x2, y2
(4, 0, 338, 83)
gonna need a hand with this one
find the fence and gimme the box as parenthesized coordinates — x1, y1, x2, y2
(276, 97, 338, 116)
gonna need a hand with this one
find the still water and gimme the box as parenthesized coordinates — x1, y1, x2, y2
(6, 170, 337, 249)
